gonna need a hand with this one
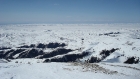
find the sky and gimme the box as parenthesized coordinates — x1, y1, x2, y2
(0, 0, 140, 24)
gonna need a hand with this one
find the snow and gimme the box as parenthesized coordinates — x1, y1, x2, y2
(99, 63, 140, 78)
(0, 59, 8, 63)
(0, 61, 140, 79)
(0, 23, 140, 79)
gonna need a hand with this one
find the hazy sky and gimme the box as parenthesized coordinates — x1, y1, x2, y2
(0, 0, 140, 24)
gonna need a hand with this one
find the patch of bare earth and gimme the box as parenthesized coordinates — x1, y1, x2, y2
(66, 62, 118, 75)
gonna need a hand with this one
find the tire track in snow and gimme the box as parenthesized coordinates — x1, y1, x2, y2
(101, 63, 140, 71)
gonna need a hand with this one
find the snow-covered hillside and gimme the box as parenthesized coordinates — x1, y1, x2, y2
(0, 23, 140, 79)
(0, 23, 140, 63)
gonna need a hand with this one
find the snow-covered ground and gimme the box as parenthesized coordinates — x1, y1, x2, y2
(0, 59, 140, 79)
(0, 23, 140, 79)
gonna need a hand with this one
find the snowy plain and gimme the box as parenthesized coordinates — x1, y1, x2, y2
(0, 23, 140, 79)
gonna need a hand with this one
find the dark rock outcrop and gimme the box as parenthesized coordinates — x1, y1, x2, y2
(47, 43, 66, 48)
(88, 56, 101, 63)
(87, 48, 119, 63)
(100, 48, 119, 59)
(0, 51, 4, 58)
(0, 42, 68, 59)
(0, 47, 11, 50)
(8, 49, 26, 59)
(124, 56, 139, 64)
(39, 48, 73, 58)
(18, 43, 67, 49)
(37, 43, 47, 48)
(3, 49, 15, 58)
(0, 49, 26, 59)
(99, 32, 120, 37)
(18, 44, 36, 48)
(18, 49, 44, 58)
(44, 51, 91, 62)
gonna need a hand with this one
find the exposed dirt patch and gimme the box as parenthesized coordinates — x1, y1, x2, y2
(70, 62, 118, 74)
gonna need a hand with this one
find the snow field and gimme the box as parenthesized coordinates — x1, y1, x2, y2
(0, 23, 140, 79)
